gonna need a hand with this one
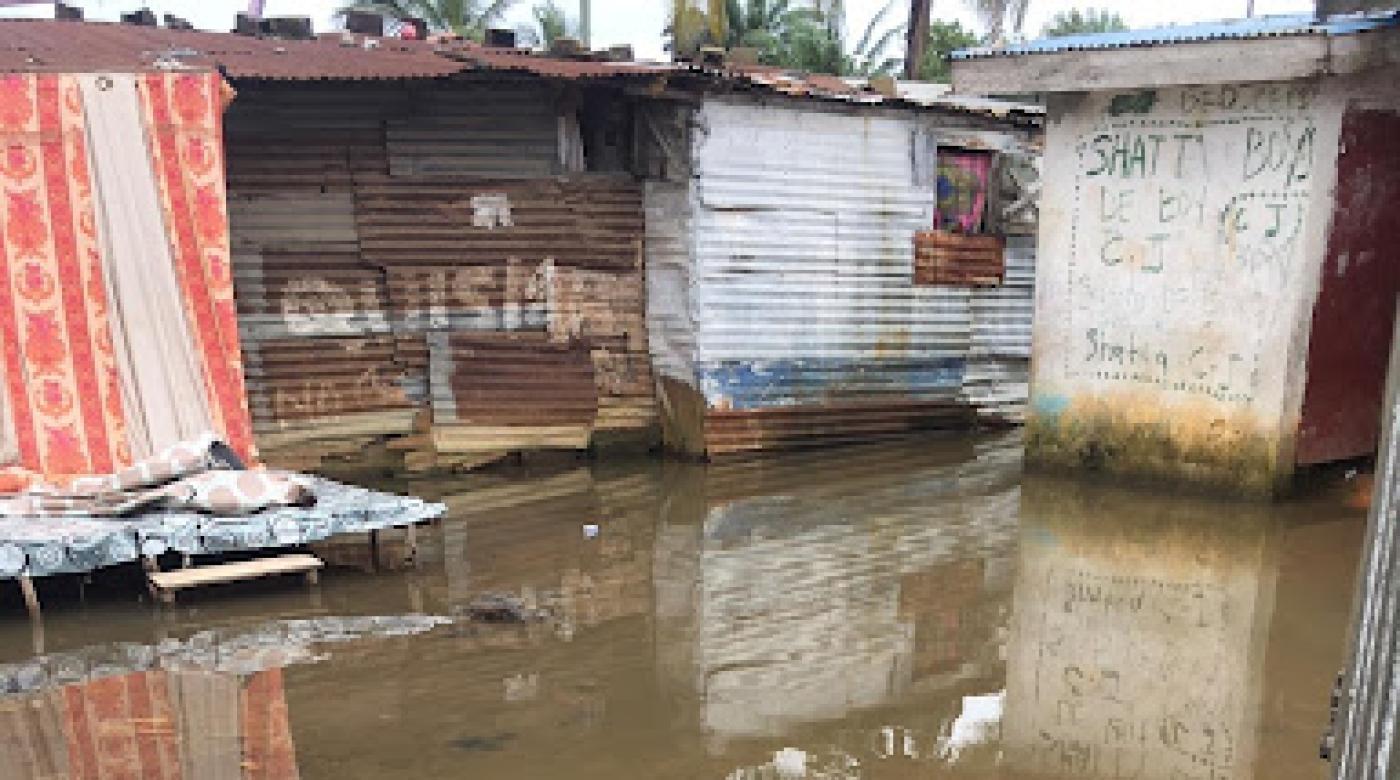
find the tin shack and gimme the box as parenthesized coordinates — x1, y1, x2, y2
(642, 80, 1042, 456)
(220, 37, 663, 470)
(0, 17, 667, 470)
(953, 13, 1400, 494)
(0, 14, 1045, 467)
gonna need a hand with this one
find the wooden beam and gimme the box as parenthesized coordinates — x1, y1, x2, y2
(952, 36, 1329, 94)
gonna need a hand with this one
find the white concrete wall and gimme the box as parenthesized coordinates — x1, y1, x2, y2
(1029, 82, 1345, 491)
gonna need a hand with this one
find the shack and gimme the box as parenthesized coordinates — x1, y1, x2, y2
(0, 14, 1044, 467)
(953, 13, 1400, 494)
(643, 85, 1042, 456)
(222, 45, 663, 470)
(0, 18, 664, 470)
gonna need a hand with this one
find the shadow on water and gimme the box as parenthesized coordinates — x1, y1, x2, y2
(0, 433, 1370, 778)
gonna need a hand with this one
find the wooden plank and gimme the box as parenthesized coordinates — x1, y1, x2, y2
(149, 555, 323, 594)
(951, 35, 1328, 95)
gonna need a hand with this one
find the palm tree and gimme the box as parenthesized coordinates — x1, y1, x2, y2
(533, 0, 579, 47)
(723, 0, 791, 48)
(847, 0, 904, 76)
(966, 0, 1030, 45)
(1041, 7, 1126, 38)
(338, 0, 518, 41)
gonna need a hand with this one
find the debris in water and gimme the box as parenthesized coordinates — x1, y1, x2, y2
(773, 747, 807, 778)
(464, 593, 540, 624)
(449, 732, 516, 752)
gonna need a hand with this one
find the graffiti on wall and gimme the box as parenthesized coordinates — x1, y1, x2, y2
(1063, 83, 1320, 407)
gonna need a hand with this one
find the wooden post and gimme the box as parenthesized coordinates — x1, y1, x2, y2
(405, 523, 419, 566)
(904, 0, 931, 81)
(19, 575, 40, 621)
(368, 529, 381, 572)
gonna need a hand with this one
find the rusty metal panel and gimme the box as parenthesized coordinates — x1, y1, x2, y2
(228, 209, 420, 448)
(386, 84, 560, 178)
(913, 230, 1005, 286)
(0, 20, 464, 79)
(354, 174, 655, 452)
(429, 332, 597, 451)
(224, 84, 398, 191)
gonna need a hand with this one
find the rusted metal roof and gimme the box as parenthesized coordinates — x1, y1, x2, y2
(0, 19, 464, 79)
(448, 41, 672, 79)
(0, 19, 1039, 123)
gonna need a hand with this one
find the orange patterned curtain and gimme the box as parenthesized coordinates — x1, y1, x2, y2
(0, 71, 256, 488)
(136, 72, 256, 464)
(0, 74, 129, 479)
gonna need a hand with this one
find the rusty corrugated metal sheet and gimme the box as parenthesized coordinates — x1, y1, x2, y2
(227, 187, 420, 451)
(224, 86, 420, 455)
(913, 230, 1006, 286)
(353, 174, 655, 452)
(0, 19, 463, 78)
(430, 332, 598, 451)
(385, 83, 560, 177)
(648, 98, 1039, 456)
(224, 84, 398, 190)
(449, 41, 672, 79)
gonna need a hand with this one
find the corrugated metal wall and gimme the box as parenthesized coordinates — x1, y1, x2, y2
(646, 99, 1038, 456)
(354, 174, 653, 454)
(227, 85, 417, 461)
(226, 80, 654, 465)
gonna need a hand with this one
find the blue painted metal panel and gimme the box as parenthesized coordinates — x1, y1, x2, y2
(953, 12, 1400, 59)
(698, 358, 968, 410)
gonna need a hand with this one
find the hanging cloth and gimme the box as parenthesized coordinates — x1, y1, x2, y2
(78, 73, 214, 460)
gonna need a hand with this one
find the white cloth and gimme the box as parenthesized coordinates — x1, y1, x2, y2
(79, 73, 214, 460)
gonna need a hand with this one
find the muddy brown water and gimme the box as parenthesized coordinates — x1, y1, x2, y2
(0, 434, 1369, 779)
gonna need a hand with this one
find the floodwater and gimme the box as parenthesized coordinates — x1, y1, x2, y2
(0, 433, 1370, 779)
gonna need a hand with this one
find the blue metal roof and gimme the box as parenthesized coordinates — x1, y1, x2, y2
(951, 11, 1400, 59)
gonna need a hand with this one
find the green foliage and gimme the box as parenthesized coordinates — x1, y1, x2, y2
(671, 0, 902, 76)
(917, 18, 980, 83)
(337, 0, 517, 40)
(1041, 7, 1129, 38)
(532, 0, 578, 47)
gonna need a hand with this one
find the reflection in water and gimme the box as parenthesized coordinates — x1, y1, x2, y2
(1004, 479, 1278, 780)
(0, 667, 297, 779)
(0, 435, 1366, 778)
(654, 438, 1020, 746)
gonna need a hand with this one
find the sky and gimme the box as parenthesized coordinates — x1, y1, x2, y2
(0, 0, 1316, 62)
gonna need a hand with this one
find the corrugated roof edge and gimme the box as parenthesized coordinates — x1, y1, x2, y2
(0, 19, 1040, 123)
(951, 10, 1400, 59)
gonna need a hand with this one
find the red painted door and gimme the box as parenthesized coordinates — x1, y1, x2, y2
(1296, 109, 1400, 465)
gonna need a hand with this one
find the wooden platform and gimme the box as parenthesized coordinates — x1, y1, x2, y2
(147, 554, 324, 604)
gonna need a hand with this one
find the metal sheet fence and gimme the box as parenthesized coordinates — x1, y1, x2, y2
(647, 99, 1035, 454)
